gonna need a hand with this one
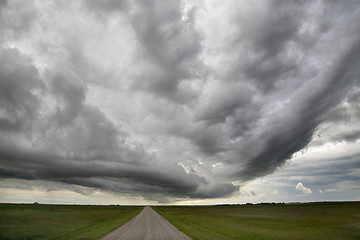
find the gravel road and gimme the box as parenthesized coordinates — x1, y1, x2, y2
(100, 206, 192, 240)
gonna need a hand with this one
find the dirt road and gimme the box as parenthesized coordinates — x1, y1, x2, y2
(100, 206, 192, 240)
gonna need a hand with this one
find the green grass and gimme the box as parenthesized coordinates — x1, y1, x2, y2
(0, 204, 143, 240)
(154, 202, 360, 240)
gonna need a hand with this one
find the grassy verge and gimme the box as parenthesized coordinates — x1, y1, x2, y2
(154, 202, 360, 240)
(0, 204, 143, 240)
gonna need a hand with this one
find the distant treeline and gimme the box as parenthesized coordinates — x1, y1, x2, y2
(215, 202, 285, 206)
(215, 201, 360, 206)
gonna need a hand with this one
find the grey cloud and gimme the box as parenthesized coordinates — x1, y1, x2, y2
(263, 152, 360, 201)
(236, 38, 360, 181)
(0, 0, 37, 38)
(50, 70, 87, 126)
(62, 35, 109, 86)
(0, 178, 96, 196)
(188, 124, 227, 155)
(85, 0, 127, 13)
(231, 0, 306, 91)
(195, 82, 254, 125)
(228, 103, 262, 138)
(331, 130, 360, 143)
(0, 45, 236, 199)
(242, 0, 305, 56)
(0, 48, 43, 131)
(129, 0, 202, 101)
(0, 142, 236, 199)
(0, 0, 7, 12)
(326, 86, 360, 123)
(1, 0, 360, 203)
(311, 86, 360, 145)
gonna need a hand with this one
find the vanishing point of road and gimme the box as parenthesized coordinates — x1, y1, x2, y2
(101, 206, 192, 240)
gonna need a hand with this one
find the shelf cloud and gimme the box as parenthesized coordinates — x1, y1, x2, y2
(0, 0, 359, 202)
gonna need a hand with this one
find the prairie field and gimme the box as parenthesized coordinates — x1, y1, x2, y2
(154, 202, 360, 240)
(1, 202, 359, 240)
(0, 204, 143, 240)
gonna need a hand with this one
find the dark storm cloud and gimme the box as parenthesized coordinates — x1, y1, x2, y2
(0, 48, 43, 131)
(0, 137, 236, 198)
(188, 0, 360, 183)
(0, 38, 236, 199)
(0, 0, 359, 202)
(231, 0, 306, 91)
(49, 70, 87, 125)
(310, 85, 360, 145)
(237, 39, 360, 180)
(129, 0, 202, 101)
(85, 0, 202, 101)
(326, 86, 360, 123)
(195, 82, 255, 125)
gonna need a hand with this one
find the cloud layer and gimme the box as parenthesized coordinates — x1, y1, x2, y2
(0, 0, 360, 202)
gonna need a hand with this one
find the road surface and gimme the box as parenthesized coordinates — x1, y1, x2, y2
(100, 206, 192, 240)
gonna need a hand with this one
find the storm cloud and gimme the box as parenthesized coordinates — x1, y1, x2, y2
(0, 0, 359, 203)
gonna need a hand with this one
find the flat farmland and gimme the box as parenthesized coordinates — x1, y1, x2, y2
(0, 204, 143, 240)
(1, 202, 359, 240)
(154, 202, 360, 240)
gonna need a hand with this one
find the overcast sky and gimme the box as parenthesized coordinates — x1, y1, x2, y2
(0, 0, 360, 205)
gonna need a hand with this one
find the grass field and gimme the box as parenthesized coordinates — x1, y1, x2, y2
(0, 204, 143, 240)
(154, 202, 360, 240)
